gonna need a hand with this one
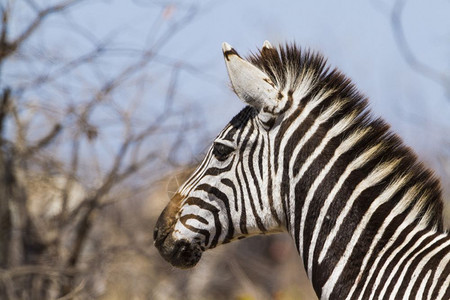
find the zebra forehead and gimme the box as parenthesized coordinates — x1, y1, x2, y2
(218, 106, 257, 140)
(229, 106, 257, 128)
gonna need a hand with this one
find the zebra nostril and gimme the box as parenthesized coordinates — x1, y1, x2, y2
(153, 227, 159, 242)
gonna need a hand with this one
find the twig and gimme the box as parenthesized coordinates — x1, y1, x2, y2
(56, 279, 85, 300)
(0, 265, 77, 278)
(1, 0, 85, 60)
(0, 87, 10, 138)
(22, 123, 62, 156)
(390, 0, 450, 94)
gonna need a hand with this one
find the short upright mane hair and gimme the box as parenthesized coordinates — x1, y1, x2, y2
(247, 43, 444, 231)
(248, 44, 361, 103)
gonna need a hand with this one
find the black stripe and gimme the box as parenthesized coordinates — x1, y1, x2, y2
(267, 141, 281, 226)
(247, 121, 264, 209)
(204, 159, 234, 176)
(258, 137, 265, 180)
(350, 196, 418, 298)
(236, 161, 248, 235)
(380, 229, 437, 297)
(183, 197, 222, 248)
(223, 48, 240, 61)
(196, 183, 235, 243)
(397, 234, 448, 296)
(408, 244, 449, 300)
(221, 178, 238, 211)
(430, 262, 450, 299)
(327, 180, 412, 298)
(179, 215, 211, 246)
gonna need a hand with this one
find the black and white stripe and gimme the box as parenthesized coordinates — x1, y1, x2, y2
(154, 41, 450, 299)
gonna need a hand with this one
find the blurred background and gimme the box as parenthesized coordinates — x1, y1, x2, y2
(1, 0, 450, 299)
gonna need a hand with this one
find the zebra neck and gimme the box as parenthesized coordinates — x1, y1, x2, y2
(275, 103, 444, 297)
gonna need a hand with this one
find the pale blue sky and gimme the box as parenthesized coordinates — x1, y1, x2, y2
(111, 0, 450, 175)
(5, 0, 450, 180)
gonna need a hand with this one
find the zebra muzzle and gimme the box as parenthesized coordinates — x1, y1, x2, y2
(154, 198, 203, 269)
(154, 229, 203, 269)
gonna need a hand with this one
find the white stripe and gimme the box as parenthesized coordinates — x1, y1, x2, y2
(321, 173, 406, 299)
(345, 186, 419, 300)
(273, 88, 332, 227)
(291, 71, 315, 104)
(427, 249, 450, 300)
(289, 112, 355, 258)
(297, 128, 372, 257)
(435, 273, 450, 299)
(276, 87, 334, 179)
(418, 270, 432, 299)
(179, 147, 213, 196)
(287, 103, 354, 232)
(384, 234, 445, 299)
(402, 237, 450, 299)
(317, 157, 400, 263)
(357, 207, 429, 300)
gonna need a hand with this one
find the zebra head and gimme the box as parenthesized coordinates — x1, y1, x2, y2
(153, 41, 450, 299)
(154, 41, 291, 268)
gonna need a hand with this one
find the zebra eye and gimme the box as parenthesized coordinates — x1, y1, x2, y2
(212, 142, 235, 161)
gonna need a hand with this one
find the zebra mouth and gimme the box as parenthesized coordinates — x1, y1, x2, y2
(154, 229, 203, 269)
(169, 239, 203, 269)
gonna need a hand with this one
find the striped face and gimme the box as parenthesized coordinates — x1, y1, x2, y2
(154, 42, 287, 268)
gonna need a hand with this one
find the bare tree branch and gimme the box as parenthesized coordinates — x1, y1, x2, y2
(56, 280, 85, 300)
(1, 0, 85, 61)
(0, 88, 10, 138)
(0, 5, 9, 57)
(390, 0, 450, 94)
(22, 123, 62, 157)
(0, 265, 77, 278)
(16, 43, 107, 93)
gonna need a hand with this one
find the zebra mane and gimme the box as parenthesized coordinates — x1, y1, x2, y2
(246, 43, 445, 231)
(248, 43, 358, 100)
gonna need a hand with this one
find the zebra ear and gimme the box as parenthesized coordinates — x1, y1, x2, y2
(222, 42, 279, 112)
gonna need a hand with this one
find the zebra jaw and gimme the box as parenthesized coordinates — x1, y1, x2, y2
(222, 42, 279, 112)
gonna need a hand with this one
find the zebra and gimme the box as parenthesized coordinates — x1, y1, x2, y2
(153, 41, 450, 299)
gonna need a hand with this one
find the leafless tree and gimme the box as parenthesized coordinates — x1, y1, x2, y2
(0, 0, 212, 298)
(389, 0, 450, 96)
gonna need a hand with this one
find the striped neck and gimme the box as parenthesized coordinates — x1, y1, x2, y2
(271, 81, 444, 298)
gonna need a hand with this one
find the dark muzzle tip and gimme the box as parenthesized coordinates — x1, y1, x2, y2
(168, 239, 203, 269)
